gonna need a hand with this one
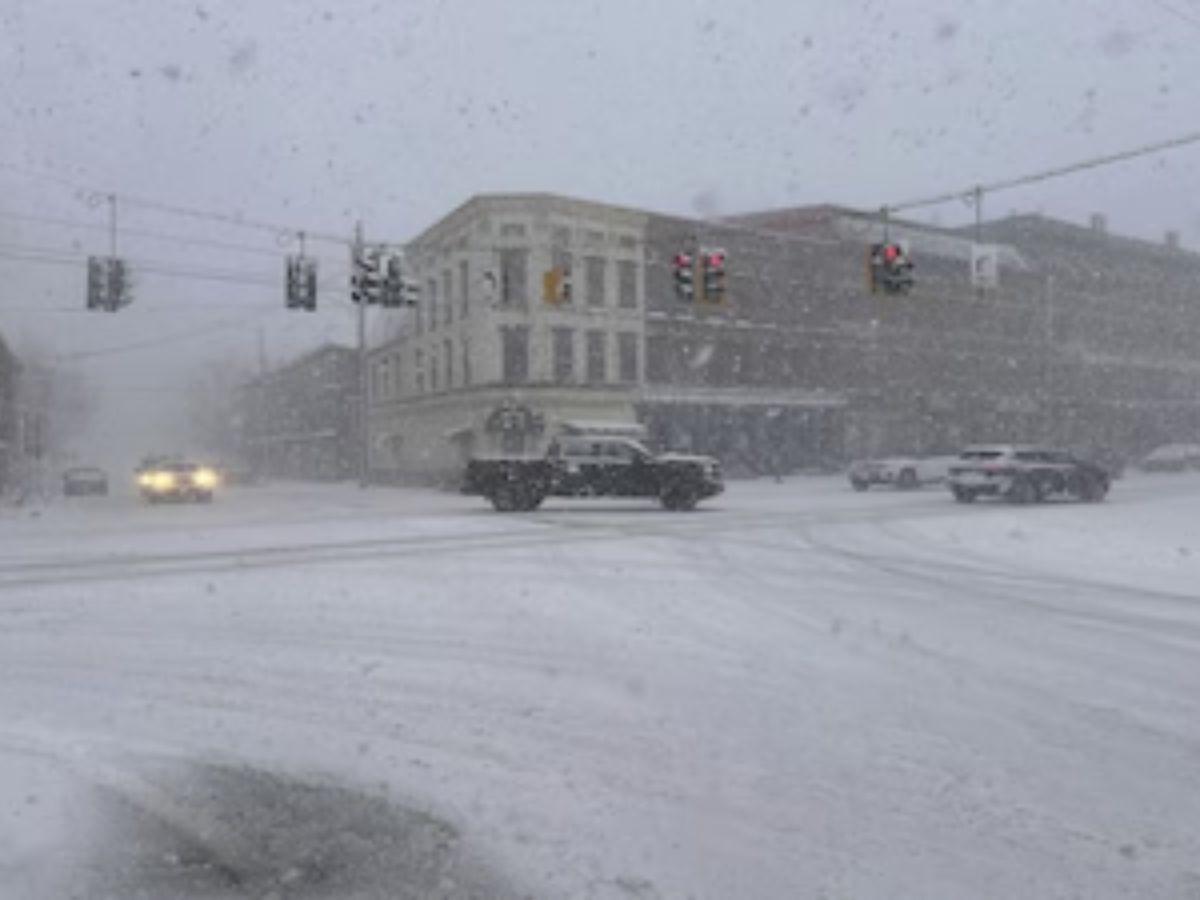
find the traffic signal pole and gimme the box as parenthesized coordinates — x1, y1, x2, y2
(355, 220, 369, 488)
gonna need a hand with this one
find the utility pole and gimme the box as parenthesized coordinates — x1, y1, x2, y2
(354, 220, 369, 488)
(107, 194, 117, 258)
(257, 325, 267, 375)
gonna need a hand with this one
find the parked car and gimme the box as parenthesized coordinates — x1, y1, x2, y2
(62, 466, 109, 497)
(464, 435, 723, 511)
(1138, 443, 1200, 473)
(848, 455, 958, 491)
(137, 459, 220, 503)
(947, 445, 1110, 504)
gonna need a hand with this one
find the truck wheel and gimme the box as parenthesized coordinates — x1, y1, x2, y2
(850, 479, 870, 492)
(1080, 477, 1108, 502)
(490, 486, 519, 512)
(660, 486, 698, 511)
(951, 486, 977, 503)
(1008, 477, 1036, 504)
(521, 490, 545, 511)
(896, 468, 918, 490)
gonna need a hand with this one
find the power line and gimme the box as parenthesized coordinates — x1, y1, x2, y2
(1150, 0, 1200, 29)
(889, 130, 1200, 213)
(0, 207, 342, 262)
(0, 240, 348, 291)
(0, 160, 351, 246)
(55, 310, 278, 361)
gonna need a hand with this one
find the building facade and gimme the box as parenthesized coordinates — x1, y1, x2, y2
(0, 334, 18, 493)
(366, 193, 1200, 483)
(366, 195, 651, 481)
(239, 343, 357, 480)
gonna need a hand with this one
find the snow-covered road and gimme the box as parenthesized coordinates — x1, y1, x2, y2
(2, 475, 1199, 898)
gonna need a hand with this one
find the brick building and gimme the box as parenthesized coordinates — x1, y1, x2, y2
(365, 193, 1200, 482)
(239, 343, 357, 480)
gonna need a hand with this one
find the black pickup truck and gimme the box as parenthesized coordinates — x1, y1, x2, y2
(463, 435, 724, 511)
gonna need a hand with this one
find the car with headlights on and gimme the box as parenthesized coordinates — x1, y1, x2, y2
(137, 460, 220, 503)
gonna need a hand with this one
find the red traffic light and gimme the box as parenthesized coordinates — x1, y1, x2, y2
(673, 253, 693, 269)
(883, 244, 900, 262)
(704, 251, 726, 270)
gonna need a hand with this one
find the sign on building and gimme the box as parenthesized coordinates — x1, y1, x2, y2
(970, 244, 1000, 290)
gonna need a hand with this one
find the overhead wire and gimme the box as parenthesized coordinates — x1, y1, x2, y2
(889, 130, 1200, 213)
(1149, 0, 1200, 29)
(54, 309, 281, 361)
(0, 160, 352, 245)
(0, 207, 346, 263)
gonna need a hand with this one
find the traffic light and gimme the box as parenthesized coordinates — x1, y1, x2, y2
(285, 255, 318, 311)
(106, 258, 129, 310)
(672, 252, 694, 301)
(868, 242, 914, 295)
(542, 266, 571, 304)
(382, 255, 420, 307)
(351, 246, 383, 305)
(86, 256, 130, 311)
(87, 257, 106, 310)
(701, 249, 726, 303)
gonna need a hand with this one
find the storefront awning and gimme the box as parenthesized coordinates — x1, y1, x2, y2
(559, 419, 647, 438)
(636, 387, 847, 410)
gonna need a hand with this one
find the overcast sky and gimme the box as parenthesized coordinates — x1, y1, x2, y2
(2, 0, 1198, 457)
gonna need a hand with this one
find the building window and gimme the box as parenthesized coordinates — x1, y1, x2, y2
(618, 260, 638, 309)
(415, 293, 424, 335)
(499, 248, 528, 307)
(442, 269, 453, 325)
(427, 278, 438, 331)
(552, 327, 574, 384)
(618, 332, 639, 383)
(378, 357, 391, 401)
(392, 352, 403, 396)
(586, 330, 607, 384)
(500, 223, 527, 238)
(551, 246, 573, 304)
(585, 256, 605, 307)
(501, 325, 529, 384)
(645, 335, 667, 382)
(444, 339, 453, 389)
(459, 260, 469, 318)
(415, 349, 425, 393)
(430, 347, 439, 392)
(462, 337, 472, 386)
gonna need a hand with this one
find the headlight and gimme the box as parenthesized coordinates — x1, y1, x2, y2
(137, 472, 153, 487)
(151, 472, 176, 491)
(193, 468, 218, 489)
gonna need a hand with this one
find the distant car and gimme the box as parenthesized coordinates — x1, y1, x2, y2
(848, 455, 957, 491)
(137, 460, 219, 503)
(1138, 443, 1200, 473)
(62, 466, 109, 497)
(947, 445, 1110, 504)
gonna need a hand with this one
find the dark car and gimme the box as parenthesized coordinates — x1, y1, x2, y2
(62, 466, 109, 497)
(464, 435, 723, 511)
(947, 445, 1110, 504)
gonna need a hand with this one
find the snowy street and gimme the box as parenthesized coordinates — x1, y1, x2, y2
(2, 475, 1199, 899)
